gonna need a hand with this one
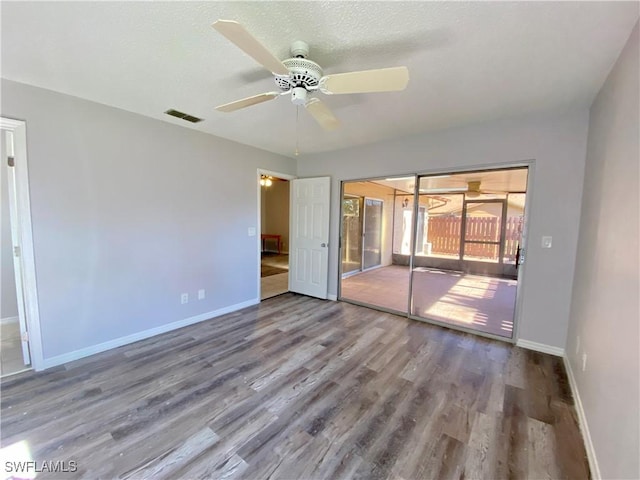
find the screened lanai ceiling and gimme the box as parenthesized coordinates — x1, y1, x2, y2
(371, 167, 529, 194)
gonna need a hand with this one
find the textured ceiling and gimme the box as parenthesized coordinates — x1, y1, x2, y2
(2, 2, 638, 158)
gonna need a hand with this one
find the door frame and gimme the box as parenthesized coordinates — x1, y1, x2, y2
(336, 160, 534, 345)
(256, 168, 296, 302)
(1, 117, 44, 372)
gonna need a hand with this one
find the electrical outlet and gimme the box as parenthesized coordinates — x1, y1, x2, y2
(576, 336, 580, 355)
(181, 293, 189, 304)
(198, 289, 205, 300)
(582, 352, 587, 372)
(542, 236, 553, 248)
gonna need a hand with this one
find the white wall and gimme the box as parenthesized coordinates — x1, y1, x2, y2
(0, 132, 19, 319)
(1, 79, 296, 362)
(298, 109, 589, 350)
(566, 22, 639, 480)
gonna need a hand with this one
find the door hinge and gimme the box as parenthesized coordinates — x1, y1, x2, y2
(21, 331, 29, 342)
(8, 156, 15, 167)
(13, 245, 21, 257)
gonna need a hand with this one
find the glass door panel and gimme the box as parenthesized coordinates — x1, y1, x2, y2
(409, 169, 528, 340)
(463, 243, 500, 262)
(503, 193, 526, 265)
(362, 198, 383, 270)
(341, 196, 363, 275)
(462, 200, 505, 264)
(413, 194, 463, 268)
(340, 177, 413, 315)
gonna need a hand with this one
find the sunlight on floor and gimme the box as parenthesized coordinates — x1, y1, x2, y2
(0, 440, 36, 479)
(342, 265, 517, 338)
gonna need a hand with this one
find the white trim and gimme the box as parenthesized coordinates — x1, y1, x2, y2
(259, 169, 296, 181)
(41, 298, 259, 370)
(516, 339, 564, 356)
(257, 168, 296, 303)
(1, 316, 19, 325)
(1, 117, 43, 372)
(327, 294, 337, 301)
(511, 160, 535, 344)
(564, 356, 601, 479)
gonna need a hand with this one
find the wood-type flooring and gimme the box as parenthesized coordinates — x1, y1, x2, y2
(0, 294, 589, 479)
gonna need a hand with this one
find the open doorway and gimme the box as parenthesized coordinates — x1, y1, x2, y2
(1, 125, 31, 376)
(339, 166, 529, 340)
(259, 172, 291, 300)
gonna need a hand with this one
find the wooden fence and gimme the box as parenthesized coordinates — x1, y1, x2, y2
(426, 216, 523, 261)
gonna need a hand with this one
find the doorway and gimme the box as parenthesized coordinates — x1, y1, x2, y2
(339, 166, 529, 341)
(1, 120, 38, 376)
(259, 171, 292, 300)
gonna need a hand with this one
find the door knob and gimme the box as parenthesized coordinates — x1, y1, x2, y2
(321, 243, 327, 247)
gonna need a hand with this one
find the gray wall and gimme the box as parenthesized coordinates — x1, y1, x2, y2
(1, 79, 296, 360)
(298, 109, 589, 349)
(566, 22, 639, 480)
(1, 132, 19, 319)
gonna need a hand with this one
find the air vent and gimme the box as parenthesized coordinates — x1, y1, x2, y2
(164, 109, 203, 123)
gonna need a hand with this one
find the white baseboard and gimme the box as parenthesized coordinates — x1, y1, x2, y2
(1, 316, 19, 325)
(40, 298, 259, 370)
(516, 339, 564, 356)
(564, 356, 601, 479)
(327, 294, 337, 301)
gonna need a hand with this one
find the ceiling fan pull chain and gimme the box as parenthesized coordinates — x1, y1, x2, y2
(295, 106, 300, 156)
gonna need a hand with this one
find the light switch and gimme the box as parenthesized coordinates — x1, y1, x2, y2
(542, 236, 553, 248)
(248, 227, 256, 237)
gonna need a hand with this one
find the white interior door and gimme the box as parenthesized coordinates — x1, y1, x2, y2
(289, 177, 330, 299)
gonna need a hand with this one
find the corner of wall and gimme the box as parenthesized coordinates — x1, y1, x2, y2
(563, 354, 601, 479)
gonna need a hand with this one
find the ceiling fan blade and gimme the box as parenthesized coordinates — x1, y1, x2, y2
(305, 98, 340, 131)
(320, 66, 409, 95)
(212, 20, 289, 76)
(216, 92, 280, 112)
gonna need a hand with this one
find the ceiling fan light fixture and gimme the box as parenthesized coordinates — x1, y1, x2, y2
(291, 87, 308, 105)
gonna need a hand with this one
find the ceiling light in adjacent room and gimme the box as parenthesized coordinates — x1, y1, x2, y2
(260, 175, 273, 187)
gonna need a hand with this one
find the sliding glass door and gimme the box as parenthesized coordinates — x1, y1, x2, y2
(339, 167, 529, 341)
(341, 195, 363, 276)
(340, 177, 413, 314)
(362, 198, 383, 270)
(409, 168, 528, 338)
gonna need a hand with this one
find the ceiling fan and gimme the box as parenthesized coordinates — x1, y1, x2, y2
(465, 181, 507, 197)
(212, 20, 410, 131)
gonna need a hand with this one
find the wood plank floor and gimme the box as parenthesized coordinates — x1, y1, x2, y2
(0, 294, 589, 479)
(0, 321, 30, 377)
